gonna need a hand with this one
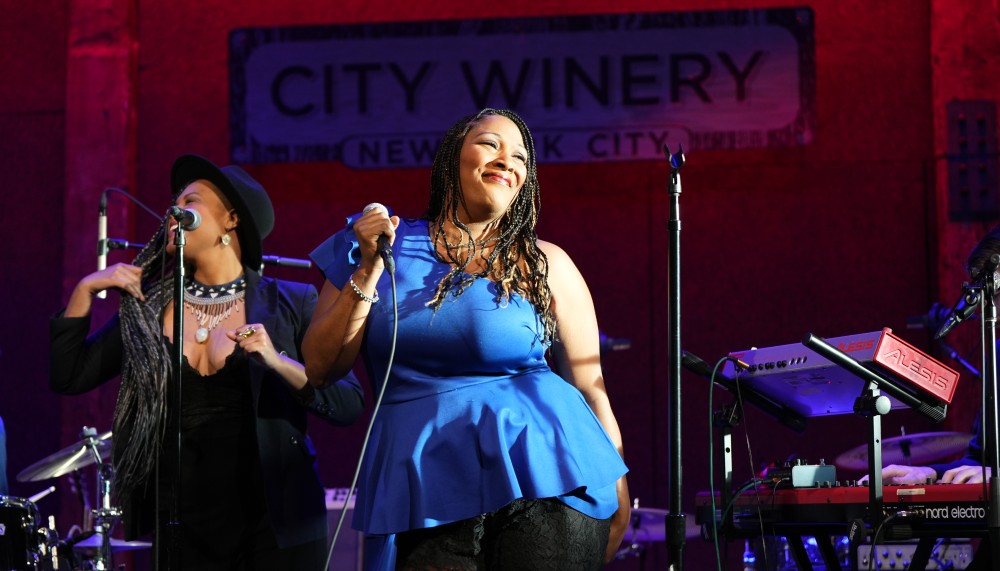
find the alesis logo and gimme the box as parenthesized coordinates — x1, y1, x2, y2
(878, 348, 951, 391)
(873, 330, 959, 403)
(837, 339, 874, 352)
(924, 505, 987, 520)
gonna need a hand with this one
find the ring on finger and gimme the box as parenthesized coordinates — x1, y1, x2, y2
(238, 326, 257, 339)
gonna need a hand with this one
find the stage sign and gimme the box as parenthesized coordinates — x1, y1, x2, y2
(229, 8, 814, 167)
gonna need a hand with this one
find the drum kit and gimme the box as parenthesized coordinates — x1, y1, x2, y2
(1, 427, 149, 571)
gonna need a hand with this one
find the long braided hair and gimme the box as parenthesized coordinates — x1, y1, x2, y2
(113, 218, 174, 500)
(425, 108, 556, 345)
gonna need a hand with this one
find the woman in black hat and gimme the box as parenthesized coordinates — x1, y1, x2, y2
(50, 155, 364, 569)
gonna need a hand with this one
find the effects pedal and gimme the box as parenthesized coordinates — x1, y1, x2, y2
(764, 459, 837, 488)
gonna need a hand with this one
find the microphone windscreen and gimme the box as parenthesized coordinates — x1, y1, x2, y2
(363, 203, 387, 215)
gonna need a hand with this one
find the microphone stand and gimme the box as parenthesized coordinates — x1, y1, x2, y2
(941, 253, 1000, 564)
(663, 144, 686, 571)
(166, 218, 189, 571)
(976, 261, 1000, 568)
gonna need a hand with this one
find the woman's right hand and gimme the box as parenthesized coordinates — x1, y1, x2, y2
(83, 263, 145, 300)
(65, 263, 144, 317)
(352, 205, 399, 271)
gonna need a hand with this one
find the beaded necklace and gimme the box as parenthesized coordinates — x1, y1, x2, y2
(183, 275, 246, 343)
(443, 235, 500, 249)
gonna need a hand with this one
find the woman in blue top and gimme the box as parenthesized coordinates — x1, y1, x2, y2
(304, 108, 629, 570)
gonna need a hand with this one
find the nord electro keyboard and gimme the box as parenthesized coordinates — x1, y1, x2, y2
(697, 484, 990, 571)
(698, 483, 990, 532)
(722, 329, 959, 417)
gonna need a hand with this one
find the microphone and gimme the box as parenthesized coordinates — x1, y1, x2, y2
(362, 202, 395, 274)
(935, 253, 1000, 339)
(108, 238, 143, 250)
(168, 205, 201, 230)
(97, 190, 108, 299)
(935, 289, 981, 339)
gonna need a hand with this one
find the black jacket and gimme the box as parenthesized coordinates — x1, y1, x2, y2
(49, 269, 364, 546)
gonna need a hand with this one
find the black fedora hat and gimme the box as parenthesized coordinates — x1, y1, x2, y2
(170, 154, 274, 270)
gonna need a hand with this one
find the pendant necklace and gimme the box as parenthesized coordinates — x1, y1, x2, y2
(183, 275, 247, 343)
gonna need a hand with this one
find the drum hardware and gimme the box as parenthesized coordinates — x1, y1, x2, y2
(614, 499, 700, 563)
(13, 427, 146, 570)
(26, 487, 56, 505)
(39, 516, 65, 571)
(71, 534, 151, 553)
(16, 428, 112, 483)
(72, 428, 122, 571)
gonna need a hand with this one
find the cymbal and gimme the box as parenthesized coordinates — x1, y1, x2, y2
(623, 508, 700, 543)
(835, 431, 972, 471)
(72, 535, 151, 552)
(17, 431, 112, 482)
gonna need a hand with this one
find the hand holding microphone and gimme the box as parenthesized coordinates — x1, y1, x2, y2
(360, 202, 397, 275)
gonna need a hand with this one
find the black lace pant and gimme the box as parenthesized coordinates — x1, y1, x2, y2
(394, 498, 611, 571)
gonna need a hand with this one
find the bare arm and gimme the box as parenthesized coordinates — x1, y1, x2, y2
(302, 277, 375, 385)
(541, 241, 630, 563)
(302, 209, 398, 387)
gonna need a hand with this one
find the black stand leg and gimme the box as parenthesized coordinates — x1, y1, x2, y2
(786, 535, 815, 571)
(815, 535, 844, 570)
(909, 538, 933, 570)
(663, 144, 686, 570)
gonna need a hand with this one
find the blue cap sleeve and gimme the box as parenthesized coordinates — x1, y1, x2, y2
(310, 206, 396, 286)
(310, 213, 365, 286)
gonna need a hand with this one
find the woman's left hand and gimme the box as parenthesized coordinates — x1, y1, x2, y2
(227, 323, 283, 370)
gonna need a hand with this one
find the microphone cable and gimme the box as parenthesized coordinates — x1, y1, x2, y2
(731, 366, 774, 571)
(105, 187, 163, 221)
(706, 355, 728, 571)
(323, 264, 398, 571)
(707, 355, 758, 571)
(706, 355, 772, 571)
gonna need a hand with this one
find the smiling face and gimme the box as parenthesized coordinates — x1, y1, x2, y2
(457, 114, 529, 224)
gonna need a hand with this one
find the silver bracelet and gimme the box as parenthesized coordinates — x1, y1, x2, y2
(349, 277, 379, 304)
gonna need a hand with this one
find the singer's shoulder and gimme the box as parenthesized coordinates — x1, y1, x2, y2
(537, 240, 577, 272)
(537, 240, 591, 299)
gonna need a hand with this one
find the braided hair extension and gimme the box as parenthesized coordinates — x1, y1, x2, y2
(113, 217, 174, 499)
(425, 108, 556, 345)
